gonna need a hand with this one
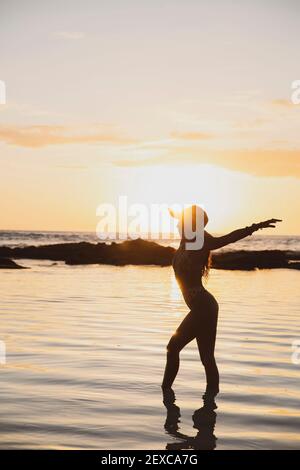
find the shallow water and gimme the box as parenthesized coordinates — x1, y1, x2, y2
(0, 262, 299, 449)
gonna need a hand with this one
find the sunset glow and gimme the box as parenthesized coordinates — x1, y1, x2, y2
(0, 0, 299, 234)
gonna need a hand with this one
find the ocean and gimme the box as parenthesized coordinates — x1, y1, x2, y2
(1, 230, 300, 252)
(0, 231, 299, 449)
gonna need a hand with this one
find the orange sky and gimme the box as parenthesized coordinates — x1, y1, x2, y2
(0, 0, 299, 234)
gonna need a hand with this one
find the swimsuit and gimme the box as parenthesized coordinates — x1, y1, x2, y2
(172, 242, 208, 310)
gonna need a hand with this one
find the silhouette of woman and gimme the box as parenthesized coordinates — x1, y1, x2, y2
(162, 205, 281, 393)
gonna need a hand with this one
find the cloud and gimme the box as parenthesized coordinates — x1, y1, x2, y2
(0, 125, 135, 148)
(170, 131, 214, 140)
(55, 165, 88, 170)
(271, 99, 295, 108)
(114, 148, 300, 178)
(234, 118, 268, 129)
(53, 31, 85, 40)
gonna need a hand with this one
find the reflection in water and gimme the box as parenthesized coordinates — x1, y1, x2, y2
(163, 388, 218, 450)
(1, 262, 299, 449)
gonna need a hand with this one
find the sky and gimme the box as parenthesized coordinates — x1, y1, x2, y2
(0, 0, 299, 235)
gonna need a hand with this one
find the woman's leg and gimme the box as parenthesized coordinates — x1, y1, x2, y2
(196, 302, 219, 392)
(162, 311, 196, 389)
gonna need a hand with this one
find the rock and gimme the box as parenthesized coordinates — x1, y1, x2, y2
(288, 261, 300, 270)
(211, 250, 289, 270)
(0, 239, 174, 267)
(0, 258, 26, 269)
(0, 240, 298, 270)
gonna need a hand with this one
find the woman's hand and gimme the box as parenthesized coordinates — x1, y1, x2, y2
(253, 219, 282, 231)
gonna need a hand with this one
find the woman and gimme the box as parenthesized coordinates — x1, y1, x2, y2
(162, 205, 281, 393)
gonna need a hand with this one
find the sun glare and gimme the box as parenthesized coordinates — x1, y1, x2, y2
(110, 163, 245, 236)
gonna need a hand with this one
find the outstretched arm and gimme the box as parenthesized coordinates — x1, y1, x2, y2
(205, 219, 282, 250)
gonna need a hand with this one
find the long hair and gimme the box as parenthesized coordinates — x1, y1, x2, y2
(188, 205, 211, 279)
(202, 250, 211, 279)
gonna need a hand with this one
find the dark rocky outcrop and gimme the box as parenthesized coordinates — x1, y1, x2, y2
(0, 239, 174, 267)
(0, 239, 299, 270)
(212, 250, 290, 270)
(0, 258, 26, 269)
